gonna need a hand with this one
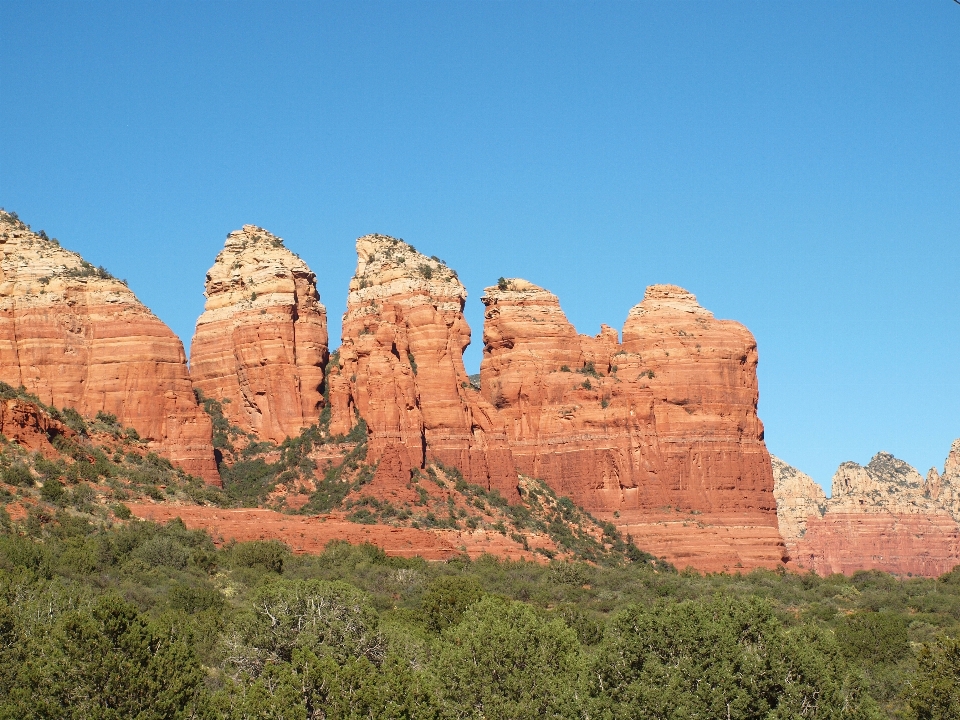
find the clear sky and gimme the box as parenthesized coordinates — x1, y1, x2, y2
(2, 1, 958, 492)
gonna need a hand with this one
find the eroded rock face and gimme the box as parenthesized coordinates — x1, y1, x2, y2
(796, 512, 960, 577)
(929, 440, 960, 522)
(771, 456, 826, 549)
(480, 282, 776, 510)
(0, 211, 218, 483)
(789, 450, 960, 576)
(329, 235, 517, 498)
(190, 226, 328, 443)
(0, 398, 73, 459)
(480, 280, 782, 568)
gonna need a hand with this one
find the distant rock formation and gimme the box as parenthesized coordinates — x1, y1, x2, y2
(480, 279, 783, 570)
(0, 211, 218, 483)
(926, 439, 960, 521)
(190, 225, 328, 444)
(781, 450, 960, 577)
(328, 234, 518, 499)
(771, 456, 826, 550)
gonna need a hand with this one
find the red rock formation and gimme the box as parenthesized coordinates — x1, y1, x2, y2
(0, 211, 218, 483)
(328, 235, 517, 499)
(190, 225, 328, 443)
(128, 504, 465, 559)
(794, 512, 960, 577)
(788, 451, 960, 577)
(0, 398, 73, 459)
(479, 280, 782, 569)
(480, 283, 776, 508)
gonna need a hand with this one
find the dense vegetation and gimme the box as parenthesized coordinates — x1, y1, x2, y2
(1, 517, 959, 719)
(2, 382, 959, 717)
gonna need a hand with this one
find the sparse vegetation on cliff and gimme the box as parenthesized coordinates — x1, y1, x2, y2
(62, 258, 122, 282)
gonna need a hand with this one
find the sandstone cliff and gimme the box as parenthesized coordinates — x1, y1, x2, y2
(190, 225, 328, 444)
(0, 211, 218, 483)
(328, 235, 517, 498)
(480, 280, 783, 569)
(788, 450, 960, 576)
(480, 281, 776, 513)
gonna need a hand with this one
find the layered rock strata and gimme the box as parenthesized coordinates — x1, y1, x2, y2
(328, 235, 517, 499)
(480, 282, 776, 511)
(0, 211, 218, 483)
(190, 226, 328, 443)
(480, 280, 783, 568)
(788, 451, 960, 577)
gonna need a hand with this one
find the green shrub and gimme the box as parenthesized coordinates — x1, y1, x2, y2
(230, 540, 289, 574)
(60, 407, 88, 435)
(95, 410, 119, 426)
(168, 583, 224, 613)
(39, 480, 65, 503)
(836, 610, 909, 664)
(421, 575, 484, 633)
(909, 634, 960, 719)
(1, 463, 33, 487)
(435, 595, 583, 720)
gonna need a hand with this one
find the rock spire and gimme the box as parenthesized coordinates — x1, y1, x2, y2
(327, 234, 517, 498)
(190, 225, 329, 443)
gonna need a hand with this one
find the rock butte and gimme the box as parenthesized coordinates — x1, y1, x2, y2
(190, 225, 328, 444)
(0, 212, 218, 483)
(776, 450, 960, 577)
(480, 279, 784, 569)
(327, 234, 518, 500)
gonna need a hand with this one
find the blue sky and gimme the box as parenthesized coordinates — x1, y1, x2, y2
(2, 1, 958, 492)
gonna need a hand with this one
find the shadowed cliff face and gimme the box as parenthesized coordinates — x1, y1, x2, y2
(0, 210, 219, 484)
(190, 225, 328, 444)
(776, 449, 960, 577)
(327, 234, 518, 500)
